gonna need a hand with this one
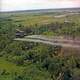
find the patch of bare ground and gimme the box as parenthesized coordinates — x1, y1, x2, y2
(62, 47, 80, 56)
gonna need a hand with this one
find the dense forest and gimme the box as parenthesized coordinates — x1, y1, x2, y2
(0, 11, 80, 80)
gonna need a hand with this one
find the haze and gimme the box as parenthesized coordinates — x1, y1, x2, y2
(1, 0, 80, 12)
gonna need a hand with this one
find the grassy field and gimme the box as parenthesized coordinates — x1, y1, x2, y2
(0, 57, 25, 80)
(1, 11, 80, 27)
(0, 58, 24, 73)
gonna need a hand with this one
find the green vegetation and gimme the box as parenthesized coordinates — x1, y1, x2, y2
(0, 11, 80, 80)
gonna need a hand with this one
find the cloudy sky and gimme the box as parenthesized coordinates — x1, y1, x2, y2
(1, 0, 80, 11)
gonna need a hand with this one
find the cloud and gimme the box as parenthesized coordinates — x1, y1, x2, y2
(1, 0, 80, 11)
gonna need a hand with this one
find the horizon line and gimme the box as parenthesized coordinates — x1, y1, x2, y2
(0, 7, 80, 13)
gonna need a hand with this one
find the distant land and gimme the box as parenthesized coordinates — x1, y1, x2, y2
(0, 7, 80, 13)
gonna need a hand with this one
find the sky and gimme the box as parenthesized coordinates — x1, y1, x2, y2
(0, 0, 80, 11)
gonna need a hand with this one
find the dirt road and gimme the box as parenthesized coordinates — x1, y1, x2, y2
(14, 35, 80, 48)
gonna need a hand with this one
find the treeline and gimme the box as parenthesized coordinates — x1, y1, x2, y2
(18, 22, 80, 37)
